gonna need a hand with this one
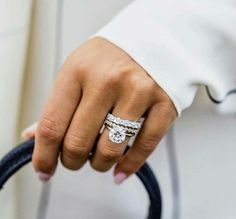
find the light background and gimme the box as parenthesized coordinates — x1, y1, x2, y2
(0, 1, 235, 219)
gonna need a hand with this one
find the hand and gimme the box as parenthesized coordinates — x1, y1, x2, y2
(22, 37, 177, 184)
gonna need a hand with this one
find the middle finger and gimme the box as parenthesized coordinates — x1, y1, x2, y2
(61, 91, 112, 170)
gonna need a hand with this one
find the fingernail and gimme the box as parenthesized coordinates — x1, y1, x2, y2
(21, 123, 37, 140)
(114, 172, 127, 185)
(37, 172, 51, 182)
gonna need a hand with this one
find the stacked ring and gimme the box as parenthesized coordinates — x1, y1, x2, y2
(104, 113, 142, 144)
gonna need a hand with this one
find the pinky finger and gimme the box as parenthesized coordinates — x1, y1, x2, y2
(113, 102, 176, 184)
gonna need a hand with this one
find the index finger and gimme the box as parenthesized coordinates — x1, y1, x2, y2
(33, 67, 82, 175)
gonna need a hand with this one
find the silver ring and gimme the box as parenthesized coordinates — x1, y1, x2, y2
(104, 113, 142, 144)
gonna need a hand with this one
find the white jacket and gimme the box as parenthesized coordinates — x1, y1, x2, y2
(94, 0, 236, 116)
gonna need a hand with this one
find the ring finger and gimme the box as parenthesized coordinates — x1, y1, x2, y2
(90, 96, 149, 172)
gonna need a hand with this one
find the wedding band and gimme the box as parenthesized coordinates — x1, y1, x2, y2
(104, 113, 142, 144)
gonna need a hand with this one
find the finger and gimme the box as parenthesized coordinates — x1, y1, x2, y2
(90, 96, 149, 172)
(21, 123, 37, 140)
(33, 68, 82, 175)
(113, 102, 176, 184)
(61, 91, 112, 170)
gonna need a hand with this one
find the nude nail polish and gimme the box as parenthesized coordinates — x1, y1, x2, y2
(37, 172, 51, 182)
(21, 123, 37, 140)
(114, 172, 127, 185)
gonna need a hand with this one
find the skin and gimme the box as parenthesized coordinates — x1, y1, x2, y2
(23, 37, 177, 183)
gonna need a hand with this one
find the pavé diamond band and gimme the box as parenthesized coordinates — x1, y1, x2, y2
(104, 113, 142, 144)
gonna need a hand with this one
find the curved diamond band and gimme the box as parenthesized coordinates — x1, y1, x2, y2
(104, 120, 137, 136)
(106, 113, 142, 129)
(104, 113, 142, 144)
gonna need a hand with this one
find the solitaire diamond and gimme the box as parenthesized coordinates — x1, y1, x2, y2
(105, 113, 142, 144)
(109, 126, 126, 144)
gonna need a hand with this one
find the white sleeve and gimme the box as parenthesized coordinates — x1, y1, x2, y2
(93, 0, 236, 116)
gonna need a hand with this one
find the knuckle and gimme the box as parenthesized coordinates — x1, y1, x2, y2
(137, 136, 157, 154)
(134, 81, 152, 94)
(63, 145, 88, 159)
(100, 147, 121, 163)
(160, 102, 177, 122)
(37, 118, 61, 142)
(63, 134, 91, 158)
(90, 161, 110, 172)
(102, 73, 121, 89)
(75, 59, 92, 76)
(60, 155, 84, 171)
(63, 55, 93, 83)
(65, 51, 88, 72)
(146, 80, 159, 94)
(129, 76, 157, 99)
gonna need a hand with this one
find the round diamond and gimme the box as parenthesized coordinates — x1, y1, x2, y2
(109, 126, 126, 144)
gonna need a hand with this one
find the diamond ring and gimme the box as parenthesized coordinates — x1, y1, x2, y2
(104, 113, 142, 144)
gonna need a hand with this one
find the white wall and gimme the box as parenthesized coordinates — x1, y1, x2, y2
(0, 1, 32, 219)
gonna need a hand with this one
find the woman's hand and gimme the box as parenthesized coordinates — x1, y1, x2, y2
(22, 37, 177, 184)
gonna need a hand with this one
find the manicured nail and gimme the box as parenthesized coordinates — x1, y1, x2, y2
(21, 123, 37, 140)
(37, 172, 51, 182)
(114, 172, 127, 185)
